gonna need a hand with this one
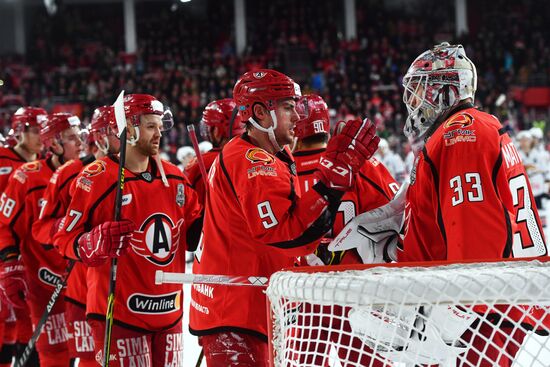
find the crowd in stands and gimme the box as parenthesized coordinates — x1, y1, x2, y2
(0, 0, 549, 163)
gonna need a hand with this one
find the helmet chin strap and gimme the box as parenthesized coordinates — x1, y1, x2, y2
(127, 126, 139, 146)
(248, 110, 283, 152)
(95, 136, 110, 155)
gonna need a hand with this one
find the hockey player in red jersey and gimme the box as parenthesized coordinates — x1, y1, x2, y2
(185, 98, 245, 205)
(399, 43, 546, 264)
(189, 69, 380, 366)
(0, 107, 46, 191)
(400, 42, 547, 367)
(0, 107, 46, 366)
(291, 95, 397, 367)
(33, 106, 119, 366)
(53, 94, 202, 366)
(335, 42, 548, 367)
(0, 112, 83, 366)
(293, 94, 398, 265)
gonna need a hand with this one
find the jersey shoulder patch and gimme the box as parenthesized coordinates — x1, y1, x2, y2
(20, 161, 42, 173)
(443, 112, 475, 130)
(82, 159, 108, 178)
(13, 161, 42, 184)
(440, 112, 477, 147)
(245, 147, 275, 165)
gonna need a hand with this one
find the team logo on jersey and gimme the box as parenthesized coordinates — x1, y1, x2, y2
(176, 184, 185, 207)
(127, 291, 181, 315)
(82, 160, 106, 177)
(130, 213, 183, 266)
(38, 267, 62, 287)
(253, 71, 267, 79)
(289, 162, 297, 176)
(141, 172, 152, 182)
(21, 161, 41, 173)
(245, 148, 275, 165)
(445, 113, 474, 129)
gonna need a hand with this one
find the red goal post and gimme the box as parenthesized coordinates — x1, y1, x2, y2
(266, 257, 550, 367)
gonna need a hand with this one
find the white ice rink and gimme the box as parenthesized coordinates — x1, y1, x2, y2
(181, 203, 550, 366)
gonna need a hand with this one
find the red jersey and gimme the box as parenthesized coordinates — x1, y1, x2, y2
(401, 106, 547, 262)
(0, 157, 67, 291)
(185, 148, 221, 206)
(190, 136, 341, 339)
(53, 156, 202, 331)
(33, 155, 95, 307)
(294, 149, 398, 264)
(0, 147, 27, 193)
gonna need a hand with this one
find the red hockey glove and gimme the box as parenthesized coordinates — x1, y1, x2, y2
(78, 220, 135, 267)
(0, 260, 28, 309)
(316, 118, 379, 190)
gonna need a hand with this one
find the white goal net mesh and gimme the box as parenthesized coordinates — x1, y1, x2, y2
(266, 260, 550, 367)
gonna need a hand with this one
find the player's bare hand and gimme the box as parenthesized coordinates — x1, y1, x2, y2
(78, 219, 135, 267)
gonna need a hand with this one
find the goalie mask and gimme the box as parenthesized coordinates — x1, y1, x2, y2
(402, 42, 477, 142)
(233, 69, 301, 151)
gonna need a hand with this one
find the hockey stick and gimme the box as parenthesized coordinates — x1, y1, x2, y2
(102, 90, 127, 367)
(195, 348, 204, 367)
(227, 106, 238, 139)
(155, 270, 268, 287)
(15, 260, 75, 367)
(186, 123, 209, 187)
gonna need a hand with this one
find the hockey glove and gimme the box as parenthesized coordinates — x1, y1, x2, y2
(329, 182, 409, 263)
(0, 260, 28, 309)
(316, 118, 379, 190)
(78, 220, 135, 267)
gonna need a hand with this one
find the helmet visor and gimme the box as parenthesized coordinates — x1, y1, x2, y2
(161, 108, 174, 131)
(295, 96, 310, 121)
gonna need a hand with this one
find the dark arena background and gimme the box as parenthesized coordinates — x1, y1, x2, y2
(0, 0, 549, 365)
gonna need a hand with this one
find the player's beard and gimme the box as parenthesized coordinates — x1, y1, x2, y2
(136, 137, 160, 157)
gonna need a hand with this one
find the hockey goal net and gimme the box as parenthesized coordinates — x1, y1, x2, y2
(266, 259, 550, 367)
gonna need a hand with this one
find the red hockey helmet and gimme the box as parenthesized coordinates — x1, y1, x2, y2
(200, 98, 245, 141)
(40, 113, 81, 143)
(233, 69, 301, 122)
(110, 94, 173, 136)
(90, 106, 113, 135)
(294, 94, 330, 139)
(88, 105, 114, 144)
(11, 107, 48, 135)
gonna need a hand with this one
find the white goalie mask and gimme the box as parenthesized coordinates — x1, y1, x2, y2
(402, 42, 477, 142)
